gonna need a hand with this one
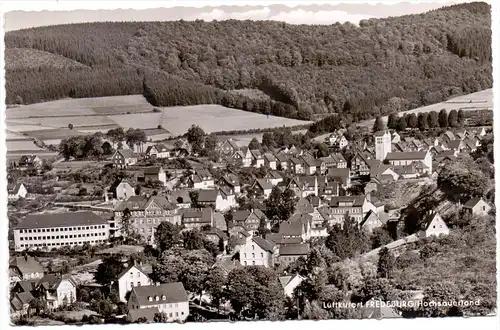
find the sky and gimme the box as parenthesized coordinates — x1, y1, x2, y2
(1, 1, 477, 31)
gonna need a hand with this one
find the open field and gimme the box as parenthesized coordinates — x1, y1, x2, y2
(6, 94, 153, 120)
(6, 140, 44, 152)
(6, 96, 310, 155)
(313, 88, 493, 142)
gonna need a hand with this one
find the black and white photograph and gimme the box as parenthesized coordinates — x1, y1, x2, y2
(1, 0, 497, 327)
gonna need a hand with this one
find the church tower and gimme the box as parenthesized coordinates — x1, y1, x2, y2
(375, 130, 392, 161)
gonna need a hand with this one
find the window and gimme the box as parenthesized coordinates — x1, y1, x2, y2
(252, 261, 255, 265)
(252, 253, 255, 258)
(261, 253, 264, 258)
(252, 245, 255, 250)
(169, 313, 173, 317)
(176, 312, 179, 317)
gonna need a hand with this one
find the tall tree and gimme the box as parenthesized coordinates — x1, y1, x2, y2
(325, 213, 369, 260)
(248, 137, 261, 150)
(396, 116, 407, 131)
(154, 222, 183, 253)
(417, 112, 428, 131)
(264, 187, 298, 225)
(186, 125, 206, 154)
(226, 267, 286, 320)
(387, 113, 399, 130)
(457, 109, 465, 126)
(448, 109, 459, 127)
(377, 247, 395, 279)
(427, 110, 439, 128)
(438, 109, 449, 128)
(372, 116, 384, 132)
(94, 255, 125, 287)
(406, 113, 418, 129)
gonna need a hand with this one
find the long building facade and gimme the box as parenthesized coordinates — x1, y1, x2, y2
(13, 212, 110, 252)
(113, 195, 181, 241)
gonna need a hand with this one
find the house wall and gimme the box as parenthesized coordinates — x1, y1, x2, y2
(471, 201, 491, 216)
(14, 223, 109, 252)
(118, 266, 152, 302)
(240, 241, 270, 267)
(55, 279, 77, 308)
(116, 183, 135, 200)
(215, 194, 236, 211)
(114, 209, 181, 240)
(283, 276, 303, 298)
(420, 215, 449, 238)
(128, 293, 189, 322)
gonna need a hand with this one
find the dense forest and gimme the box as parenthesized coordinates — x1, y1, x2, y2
(5, 2, 492, 122)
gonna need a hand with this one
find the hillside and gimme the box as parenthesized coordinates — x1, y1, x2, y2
(5, 48, 90, 70)
(5, 2, 492, 122)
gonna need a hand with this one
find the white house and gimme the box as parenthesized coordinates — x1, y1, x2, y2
(279, 274, 304, 298)
(239, 236, 278, 267)
(145, 144, 171, 159)
(117, 261, 152, 302)
(462, 197, 492, 216)
(112, 149, 138, 168)
(254, 179, 273, 198)
(418, 212, 450, 238)
(189, 169, 215, 189)
(127, 282, 189, 322)
(115, 179, 135, 200)
(36, 274, 77, 310)
(7, 183, 28, 201)
(144, 166, 168, 186)
(197, 188, 236, 212)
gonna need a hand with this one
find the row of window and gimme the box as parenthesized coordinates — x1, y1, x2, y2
(243, 252, 264, 258)
(117, 211, 174, 217)
(19, 225, 106, 234)
(243, 261, 257, 266)
(20, 232, 107, 241)
(19, 240, 105, 248)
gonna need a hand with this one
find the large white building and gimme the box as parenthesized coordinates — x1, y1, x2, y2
(375, 130, 392, 161)
(239, 235, 278, 268)
(13, 212, 110, 251)
(127, 282, 189, 322)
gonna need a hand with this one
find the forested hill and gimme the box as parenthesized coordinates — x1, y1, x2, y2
(5, 2, 491, 122)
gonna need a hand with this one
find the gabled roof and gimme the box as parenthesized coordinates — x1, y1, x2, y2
(8, 183, 24, 194)
(447, 140, 463, 150)
(168, 189, 191, 204)
(10, 256, 44, 275)
(130, 282, 188, 306)
(275, 154, 289, 163)
(252, 237, 276, 253)
(392, 164, 417, 175)
(329, 196, 365, 208)
(421, 212, 445, 230)
(143, 166, 163, 175)
(463, 197, 487, 209)
(263, 153, 277, 162)
(328, 167, 350, 179)
(279, 243, 310, 256)
(115, 195, 177, 211)
(265, 171, 283, 180)
(301, 155, 317, 167)
(223, 173, 240, 186)
(255, 179, 273, 191)
(11, 292, 35, 311)
(116, 149, 137, 159)
(36, 274, 77, 291)
(197, 189, 218, 203)
(118, 261, 149, 280)
(16, 211, 106, 229)
(205, 228, 229, 241)
(290, 176, 317, 190)
(250, 149, 263, 159)
(294, 198, 314, 215)
(385, 151, 427, 161)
